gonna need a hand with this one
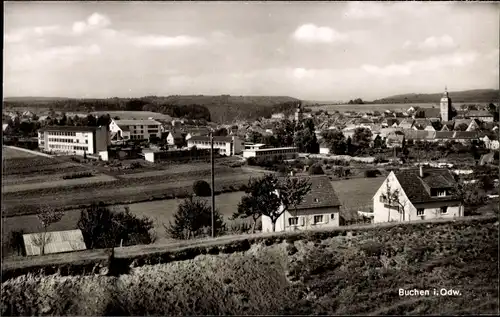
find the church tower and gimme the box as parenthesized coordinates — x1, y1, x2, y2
(295, 102, 303, 122)
(440, 87, 452, 121)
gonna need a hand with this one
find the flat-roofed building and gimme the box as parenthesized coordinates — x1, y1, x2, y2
(243, 146, 298, 159)
(187, 135, 242, 156)
(38, 125, 109, 155)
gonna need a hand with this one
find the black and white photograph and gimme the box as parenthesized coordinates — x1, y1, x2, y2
(1, 1, 499, 315)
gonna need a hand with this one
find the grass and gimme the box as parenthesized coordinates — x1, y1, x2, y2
(2, 146, 39, 159)
(331, 177, 385, 215)
(92, 111, 172, 120)
(2, 175, 117, 194)
(2, 216, 497, 315)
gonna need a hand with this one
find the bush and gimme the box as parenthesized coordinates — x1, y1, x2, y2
(130, 161, 142, 169)
(62, 172, 93, 180)
(364, 169, 381, 178)
(165, 197, 226, 239)
(77, 203, 155, 249)
(193, 180, 212, 197)
(308, 164, 325, 175)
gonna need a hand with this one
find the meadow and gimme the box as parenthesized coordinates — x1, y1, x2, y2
(92, 111, 172, 120)
(2, 216, 497, 315)
(1, 176, 385, 257)
(306, 102, 490, 113)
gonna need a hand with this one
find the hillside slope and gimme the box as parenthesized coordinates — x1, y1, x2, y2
(373, 89, 499, 104)
(3, 95, 300, 123)
(2, 216, 498, 316)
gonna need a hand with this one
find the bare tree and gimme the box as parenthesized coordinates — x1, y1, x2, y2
(380, 182, 409, 222)
(31, 206, 65, 255)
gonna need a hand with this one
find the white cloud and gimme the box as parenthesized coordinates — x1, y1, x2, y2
(132, 35, 205, 48)
(293, 24, 348, 43)
(403, 35, 457, 50)
(362, 51, 478, 77)
(419, 35, 456, 49)
(5, 25, 62, 43)
(72, 13, 111, 34)
(343, 2, 387, 19)
(8, 44, 101, 71)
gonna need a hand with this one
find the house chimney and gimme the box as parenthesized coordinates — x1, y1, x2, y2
(419, 164, 424, 178)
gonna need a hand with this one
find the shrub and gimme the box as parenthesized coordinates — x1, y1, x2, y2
(62, 172, 93, 180)
(77, 203, 155, 249)
(165, 197, 226, 239)
(308, 164, 325, 175)
(193, 180, 212, 197)
(364, 169, 381, 178)
(130, 161, 142, 169)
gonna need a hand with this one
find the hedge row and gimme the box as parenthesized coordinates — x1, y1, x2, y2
(1, 215, 497, 283)
(62, 172, 93, 180)
(2, 180, 250, 218)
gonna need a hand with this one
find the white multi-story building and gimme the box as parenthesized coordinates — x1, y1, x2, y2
(38, 126, 109, 156)
(109, 119, 162, 141)
(187, 135, 242, 156)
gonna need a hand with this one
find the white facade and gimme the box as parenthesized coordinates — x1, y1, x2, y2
(319, 146, 330, 154)
(38, 126, 108, 156)
(482, 136, 500, 150)
(262, 208, 340, 233)
(187, 136, 242, 156)
(372, 172, 463, 224)
(242, 146, 298, 159)
(109, 119, 162, 141)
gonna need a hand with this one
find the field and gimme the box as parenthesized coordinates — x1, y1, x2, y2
(2, 146, 39, 159)
(92, 111, 172, 120)
(307, 102, 491, 113)
(2, 216, 497, 315)
(1, 176, 385, 257)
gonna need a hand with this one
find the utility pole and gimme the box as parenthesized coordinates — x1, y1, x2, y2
(210, 131, 215, 238)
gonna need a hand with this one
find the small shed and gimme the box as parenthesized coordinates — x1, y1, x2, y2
(23, 229, 87, 256)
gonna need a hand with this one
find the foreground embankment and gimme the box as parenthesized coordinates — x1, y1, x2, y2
(2, 215, 498, 315)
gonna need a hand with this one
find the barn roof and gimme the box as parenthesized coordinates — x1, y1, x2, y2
(23, 229, 87, 256)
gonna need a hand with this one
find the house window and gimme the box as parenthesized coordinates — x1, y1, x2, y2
(330, 214, 335, 220)
(417, 208, 425, 216)
(437, 190, 446, 197)
(313, 215, 324, 224)
(288, 217, 299, 226)
(440, 207, 448, 214)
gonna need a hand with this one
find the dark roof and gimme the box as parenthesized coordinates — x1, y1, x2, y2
(435, 131, 455, 139)
(285, 175, 341, 210)
(169, 131, 185, 139)
(468, 110, 493, 117)
(189, 135, 233, 143)
(423, 108, 441, 118)
(39, 125, 102, 132)
(454, 131, 478, 139)
(394, 168, 459, 204)
(403, 129, 435, 140)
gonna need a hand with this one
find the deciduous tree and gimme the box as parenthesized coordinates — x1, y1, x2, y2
(31, 206, 65, 255)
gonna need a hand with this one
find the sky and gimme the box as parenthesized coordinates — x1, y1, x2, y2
(3, 1, 499, 101)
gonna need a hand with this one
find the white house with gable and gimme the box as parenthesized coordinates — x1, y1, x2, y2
(372, 166, 463, 223)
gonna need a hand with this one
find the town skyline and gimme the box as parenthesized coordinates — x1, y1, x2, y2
(4, 1, 499, 100)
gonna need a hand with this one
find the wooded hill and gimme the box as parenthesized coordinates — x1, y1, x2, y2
(3, 95, 301, 123)
(373, 89, 499, 104)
